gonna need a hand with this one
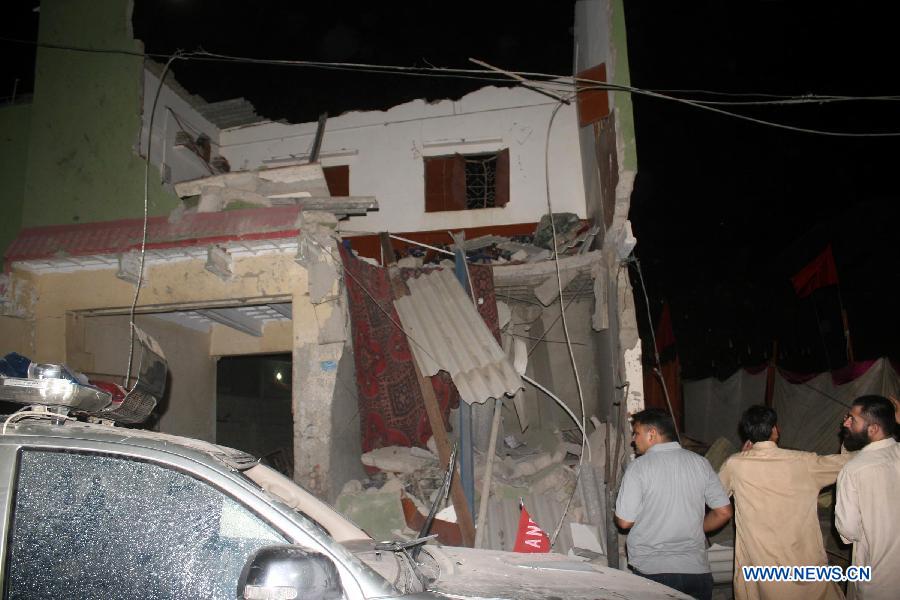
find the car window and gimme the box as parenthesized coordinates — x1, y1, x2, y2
(4, 449, 287, 600)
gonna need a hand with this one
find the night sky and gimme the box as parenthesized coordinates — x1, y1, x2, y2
(3, 1, 899, 379)
(625, 1, 900, 377)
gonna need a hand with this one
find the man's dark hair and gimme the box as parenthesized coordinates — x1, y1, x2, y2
(631, 408, 677, 441)
(739, 405, 777, 443)
(852, 395, 896, 437)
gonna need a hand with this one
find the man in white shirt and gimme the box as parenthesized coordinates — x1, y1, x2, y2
(836, 395, 900, 600)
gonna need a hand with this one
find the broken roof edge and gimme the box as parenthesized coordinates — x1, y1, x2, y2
(144, 60, 268, 130)
(218, 84, 567, 143)
(492, 250, 603, 286)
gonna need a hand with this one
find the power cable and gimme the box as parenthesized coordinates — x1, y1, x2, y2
(573, 81, 900, 138)
(4, 36, 900, 136)
(630, 257, 682, 444)
(123, 51, 183, 387)
(537, 93, 593, 547)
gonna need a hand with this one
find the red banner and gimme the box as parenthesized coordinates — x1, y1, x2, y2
(655, 302, 676, 353)
(791, 245, 839, 298)
(513, 504, 550, 553)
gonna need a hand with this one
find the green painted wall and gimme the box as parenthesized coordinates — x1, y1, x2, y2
(0, 103, 31, 258)
(611, 0, 637, 171)
(21, 0, 176, 229)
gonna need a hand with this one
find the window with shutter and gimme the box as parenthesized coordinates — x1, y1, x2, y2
(424, 149, 509, 212)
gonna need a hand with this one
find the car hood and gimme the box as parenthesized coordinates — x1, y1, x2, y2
(420, 546, 690, 600)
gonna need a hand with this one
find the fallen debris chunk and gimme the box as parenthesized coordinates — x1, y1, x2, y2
(533, 213, 582, 250)
(361, 446, 437, 474)
(570, 522, 605, 555)
(335, 486, 406, 542)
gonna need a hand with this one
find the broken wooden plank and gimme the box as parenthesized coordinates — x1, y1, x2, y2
(379, 232, 397, 266)
(413, 359, 477, 547)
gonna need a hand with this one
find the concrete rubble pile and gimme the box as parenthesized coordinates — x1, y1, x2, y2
(335, 420, 627, 562)
(172, 163, 377, 217)
(378, 212, 599, 271)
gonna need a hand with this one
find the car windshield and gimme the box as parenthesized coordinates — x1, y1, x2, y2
(243, 463, 371, 543)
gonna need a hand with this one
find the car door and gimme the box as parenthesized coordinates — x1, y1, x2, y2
(2, 447, 289, 600)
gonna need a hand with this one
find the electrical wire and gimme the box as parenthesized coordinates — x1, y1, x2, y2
(5, 36, 900, 136)
(630, 258, 682, 444)
(572, 81, 900, 138)
(538, 93, 593, 547)
(123, 51, 182, 387)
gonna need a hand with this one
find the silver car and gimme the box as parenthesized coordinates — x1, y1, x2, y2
(0, 417, 687, 599)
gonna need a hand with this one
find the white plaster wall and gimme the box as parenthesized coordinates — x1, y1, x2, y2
(140, 69, 221, 185)
(219, 86, 586, 233)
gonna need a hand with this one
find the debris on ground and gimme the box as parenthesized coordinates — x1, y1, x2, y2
(335, 419, 626, 559)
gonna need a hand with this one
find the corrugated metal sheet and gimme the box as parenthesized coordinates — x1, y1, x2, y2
(393, 268, 522, 405)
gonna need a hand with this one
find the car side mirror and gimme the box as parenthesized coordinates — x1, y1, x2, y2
(237, 545, 343, 600)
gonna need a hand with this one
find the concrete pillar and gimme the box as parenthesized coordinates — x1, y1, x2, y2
(291, 213, 355, 500)
(291, 300, 344, 499)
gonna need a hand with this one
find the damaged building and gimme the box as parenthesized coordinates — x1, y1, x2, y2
(0, 0, 647, 570)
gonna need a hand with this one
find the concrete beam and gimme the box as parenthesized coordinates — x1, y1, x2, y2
(198, 307, 262, 337)
(268, 302, 292, 319)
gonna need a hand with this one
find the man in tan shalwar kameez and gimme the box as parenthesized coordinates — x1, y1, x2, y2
(719, 405, 851, 600)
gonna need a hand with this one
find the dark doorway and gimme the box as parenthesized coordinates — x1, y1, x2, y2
(216, 354, 293, 476)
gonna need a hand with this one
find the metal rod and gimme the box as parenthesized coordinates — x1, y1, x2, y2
(452, 242, 476, 514)
(309, 112, 328, 164)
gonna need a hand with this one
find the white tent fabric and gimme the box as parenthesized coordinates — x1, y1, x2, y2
(774, 359, 900, 454)
(684, 369, 767, 447)
(683, 359, 900, 454)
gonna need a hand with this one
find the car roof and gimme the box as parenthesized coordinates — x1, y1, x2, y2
(0, 415, 258, 471)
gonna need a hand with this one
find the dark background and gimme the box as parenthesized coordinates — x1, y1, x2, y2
(3, 1, 898, 379)
(625, 0, 899, 378)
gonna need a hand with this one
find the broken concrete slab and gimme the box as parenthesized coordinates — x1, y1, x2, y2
(492, 250, 602, 305)
(496, 300, 511, 330)
(175, 163, 331, 198)
(360, 445, 438, 474)
(570, 522, 605, 555)
(534, 268, 578, 306)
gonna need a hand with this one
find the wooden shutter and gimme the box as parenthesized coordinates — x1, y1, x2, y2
(322, 165, 350, 196)
(576, 63, 610, 127)
(424, 155, 466, 212)
(494, 148, 510, 207)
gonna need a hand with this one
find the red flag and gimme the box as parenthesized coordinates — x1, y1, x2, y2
(655, 302, 676, 354)
(513, 502, 551, 553)
(791, 245, 839, 298)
